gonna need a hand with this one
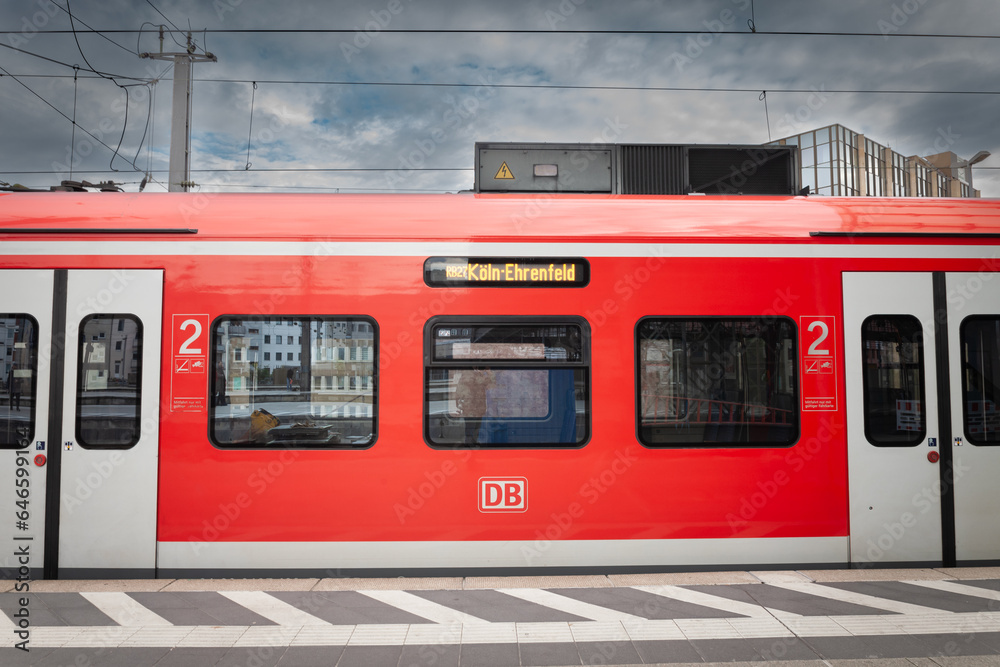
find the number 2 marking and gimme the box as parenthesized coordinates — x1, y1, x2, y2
(807, 320, 830, 355)
(178, 319, 203, 355)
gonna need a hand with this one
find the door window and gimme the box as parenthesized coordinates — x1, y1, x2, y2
(1, 315, 38, 449)
(960, 316, 1000, 445)
(76, 314, 144, 448)
(861, 315, 926, 446)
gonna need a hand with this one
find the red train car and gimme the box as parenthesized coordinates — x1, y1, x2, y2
(1, 192, 998, 579)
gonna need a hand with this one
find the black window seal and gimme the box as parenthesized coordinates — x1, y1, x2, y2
(960, 315, 1000, 447)
(860, 314, 927, 447)
(634, 315, 801, 449)
(75, 313, 143, 450)
(423, 315, 591, 450)
(207, 314, 378, 451)
(0, 313, 39, 450)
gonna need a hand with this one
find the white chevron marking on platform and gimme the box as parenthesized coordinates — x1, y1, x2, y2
(907, 579, 1000, 602)
(219, 591, 330, 626)
(357, 590, 491, 625)
(80, 592, 172, 627)
(631, 584, 776, 618)
(766, 582, 952, 615)
(0, 606, 16, 630)
(500, 588, 646, 622)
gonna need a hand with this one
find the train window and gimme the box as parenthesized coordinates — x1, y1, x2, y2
(637, 318, 799, 447)
(960, 316, 1000, 445)
(76, 314, 143, 449)
(210, 316, 376, 448)
(1, 315, 38, 449)
(861, 315, 926, 446)
(425, 318, 589, 448)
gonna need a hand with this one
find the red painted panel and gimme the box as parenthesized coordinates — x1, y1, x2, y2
(152, 253, 854, 544)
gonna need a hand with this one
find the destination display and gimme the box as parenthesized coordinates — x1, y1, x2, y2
(424, 257, 589, 287)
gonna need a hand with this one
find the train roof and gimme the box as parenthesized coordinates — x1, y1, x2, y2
(1, 192, 998, 243)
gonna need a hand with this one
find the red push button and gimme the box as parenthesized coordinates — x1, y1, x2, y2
(927, 451, 940, 463)
(34, 454, 46, 467)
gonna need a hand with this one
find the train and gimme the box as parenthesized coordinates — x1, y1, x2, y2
(1, 191, 998, 579)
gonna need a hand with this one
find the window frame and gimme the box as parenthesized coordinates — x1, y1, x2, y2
(635, 316, 800, 449)
(860, 314, 927, 447)
(0, 314, 39, 450)
(75, 313, 144, 450)
(960, 315, 1000, 446)
(423, 315, 591, 449)
(208, 314, 378, 450)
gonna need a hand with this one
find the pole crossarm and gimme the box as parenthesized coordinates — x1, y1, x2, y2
(140, 52, 217, 63)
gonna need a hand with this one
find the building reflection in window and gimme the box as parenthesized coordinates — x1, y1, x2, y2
(211, 317, 376, 448)
(1, 315, 38, 449)
(76, 314, 143, 448)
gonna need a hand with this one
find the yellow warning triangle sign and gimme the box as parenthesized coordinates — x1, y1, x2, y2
(494, 162, 515, 179)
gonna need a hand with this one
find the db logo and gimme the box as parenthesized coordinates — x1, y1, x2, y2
(479, 477, 527, 513)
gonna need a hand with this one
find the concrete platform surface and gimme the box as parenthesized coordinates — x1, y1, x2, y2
(5, 567, 1000, 593)
(2, 569, 1000, 665)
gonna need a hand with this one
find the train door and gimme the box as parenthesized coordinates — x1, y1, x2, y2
(947, 273, 1000, 563)
(59, 270, 162, 577)
(0, 269, 162, 578)
(844, 273, 943, 565)
(845, 271, 1000, 567)
(0, 271, 54, 579)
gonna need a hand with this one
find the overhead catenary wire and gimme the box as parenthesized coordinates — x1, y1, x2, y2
(146, 79, 156, 179)
(759, 90, 771, 141)
(3, 18, 996, 193)
(191, 168, 471, 172)
(51, 0, 136, 56)
(2, 41, 996, 96)
(0, 66, 122, 157)
(144, 0, 188, 50)
(192, 78, 1000, 95)
(65, 0, 147, 173)
(0, 65, 162, 187)
(0, 43, 151, 81)
(245, 82, 257, 170)
(2, 58, 991, 183)
(7, 180, 449, 192)
(65, 0, 123, 85)
(70, 66, 78, 180)
(58, 3, 172, 180)
(145, 0, 181, 32)
(129, 81, 155, 174)
(0, 168, 472, 174)
(4, 69, 997, 96)
(5, 28, 1000, 38)
(197, 184, 450, 192)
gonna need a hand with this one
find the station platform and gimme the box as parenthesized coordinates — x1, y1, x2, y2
(3, 567, 1000, 666)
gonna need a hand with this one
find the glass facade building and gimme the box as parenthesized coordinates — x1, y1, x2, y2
(770, 124, 981, 198)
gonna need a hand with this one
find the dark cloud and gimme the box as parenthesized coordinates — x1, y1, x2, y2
(1, 0, 997, 194)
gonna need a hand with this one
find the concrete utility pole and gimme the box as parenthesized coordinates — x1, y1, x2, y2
(141, 29, 216, 192)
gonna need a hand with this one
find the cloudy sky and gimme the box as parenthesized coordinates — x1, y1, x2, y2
(1, 0, 998, 195)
